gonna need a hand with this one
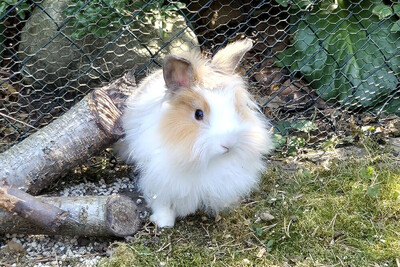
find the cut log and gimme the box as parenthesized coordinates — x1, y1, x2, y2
(0, 185, 68, 233)
(0, 70, 138, 195)
(0, 187, 147, 237)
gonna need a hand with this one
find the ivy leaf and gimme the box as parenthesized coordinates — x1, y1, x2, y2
(275, 0, 312, 9)
(293, 0, 313, 9)
(70, 30, 85, 39)
(15, 2, 31, 20)
(273, 120, 291, 136)
(5, 0, 18, 5)
(372, 4, 393, 20)
(289, 137, 306, 148)
(174, 2, 186, 9)
(391, 20, 400, 32)
(377, 97, 400, 116)
(0, 3, 8, 18)
(272, 133, 286, 148)
(275, 0, 290, 7)
(291, 120, 315, 133)
(394, 4, 400, 16)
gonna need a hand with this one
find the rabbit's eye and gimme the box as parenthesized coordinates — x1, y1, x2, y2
(194, 109, 204, 120)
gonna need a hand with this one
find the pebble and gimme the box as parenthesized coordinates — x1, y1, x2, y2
(0, 176, 136, 266)
(259, 212, 275, 222)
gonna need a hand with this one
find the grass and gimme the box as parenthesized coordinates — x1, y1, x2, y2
(101, 140, 400, 266)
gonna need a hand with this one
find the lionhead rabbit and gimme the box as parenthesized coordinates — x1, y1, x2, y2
(119, 39, 273, 227)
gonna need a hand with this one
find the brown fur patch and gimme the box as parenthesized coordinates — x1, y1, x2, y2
(159, 89, 210, 160)
(172, 50, 239, 91)
(235, 88, 254, 121)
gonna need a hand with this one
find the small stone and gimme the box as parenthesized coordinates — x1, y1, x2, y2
(259, 212, 275, 222)
(333, 231, 344, 240)
(6, 241, 25, 254)
(256, 247, 266, 258)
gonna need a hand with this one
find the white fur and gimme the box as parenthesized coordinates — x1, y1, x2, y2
(120, 71, 272, 228)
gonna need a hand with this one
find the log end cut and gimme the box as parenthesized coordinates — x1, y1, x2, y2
(105, 194, 147, 237)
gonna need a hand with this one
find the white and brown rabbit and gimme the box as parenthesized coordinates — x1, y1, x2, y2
(119, 39, 273, 227)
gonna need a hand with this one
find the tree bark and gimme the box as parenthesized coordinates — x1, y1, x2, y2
(0, 70, 137, 195)
(0, 188, 147, 237)
(0, 185, 68, 233)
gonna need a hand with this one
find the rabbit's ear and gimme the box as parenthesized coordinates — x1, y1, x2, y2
(212, 39, 253, 74)
(163, 55, 194, 91)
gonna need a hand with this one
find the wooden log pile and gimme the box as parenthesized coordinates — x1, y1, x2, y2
(0, 69, 145, 237)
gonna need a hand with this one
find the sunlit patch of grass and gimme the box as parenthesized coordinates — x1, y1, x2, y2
(101, 140, 400, 266)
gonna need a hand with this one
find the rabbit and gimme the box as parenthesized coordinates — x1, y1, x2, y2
(119, 39, 273, 227)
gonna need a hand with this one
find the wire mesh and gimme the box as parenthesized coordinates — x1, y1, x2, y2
(1, 0, 399, 153)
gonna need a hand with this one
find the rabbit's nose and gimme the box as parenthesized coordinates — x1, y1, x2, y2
(221, 145, 230, 154)
(219, 135, 237, 154)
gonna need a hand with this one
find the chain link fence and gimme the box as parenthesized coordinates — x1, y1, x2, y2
(1, 0, 399, 154)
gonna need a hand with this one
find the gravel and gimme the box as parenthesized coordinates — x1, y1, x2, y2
(0, 175, 137, 267)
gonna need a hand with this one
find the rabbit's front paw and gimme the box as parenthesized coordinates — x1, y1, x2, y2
(150, 207, 176, 228)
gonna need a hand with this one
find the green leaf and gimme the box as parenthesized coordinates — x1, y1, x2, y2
(273, 121, 291, 136)
(376, 97, 400, 116)
(266, 239, 275, 247)
(289, 137, 306, 148)
(361, 166, 374, 178)
(293, 0, 312, 9)
(367, 184, 380, 198)
(132, 1, 146, 9)
(272, 133, 287, 148)
(0, 4, 7, 18)
(255, 227, 263, 237)
(391, 20, 400, 32)
(5, 0, 18, 5)
(70, 30, 85, 39)
(16, 9, 25, 19)
(275, 0, 291, 7)
(291, 120, 315, 133)
(275, 0, 312, 9)
(95, 28, 109, 38)
(15, 2, 30, 20)
(276, 6, 400, 114)
(394, 4, 400, 15)
(287, 146, 298, 155)
(175, 2, 186, 9)
(65, 0, 185, 40)
(372, 4, 393, 19)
